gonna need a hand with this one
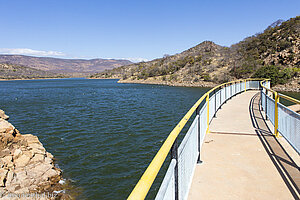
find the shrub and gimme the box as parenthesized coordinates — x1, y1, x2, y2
(122, 74, 128, 80)
(231, 63, 256, 78)
(202, 73, 211, 81)
(253, 65, 279, 85)
(169, 74, 178, 81)
(252, 65, 296, 85)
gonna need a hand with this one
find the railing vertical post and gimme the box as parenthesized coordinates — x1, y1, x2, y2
(206, 94, 210, 133)
(220, 86, 222, 107)
(265, 89, 268, 120)
(196, 106, 202, 164)
(260, 87, 263, 109)
(233, 82, 235, 95)
(274, 92, 279, 137)
(225, 84, 227, 101)
(240, 80, 242, 92)
(171, 138, 179, 200)
(236, 81, 237, 94)
(235, 82, 236, 94)
(214, 90, 216, 117)
(259, 81, 263, 109)
(244, 80, 247, 92)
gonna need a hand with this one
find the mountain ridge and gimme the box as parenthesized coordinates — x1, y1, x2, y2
(91, 16, 300, 91)
(0, 55, 132, 76)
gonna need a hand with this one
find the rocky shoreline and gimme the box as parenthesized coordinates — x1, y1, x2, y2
(0, 110, 71, 199)
(118, 78, 217, 88)
(118, 78, 300, 92)
(272, 77, 300, 92)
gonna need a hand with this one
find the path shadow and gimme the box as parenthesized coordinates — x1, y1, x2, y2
(210, 131, 272, 137)
(249, 92, 300, 199)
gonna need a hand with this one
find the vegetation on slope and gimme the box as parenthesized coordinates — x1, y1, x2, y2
(91, 16, 300, 88)
(0, 63, 67, 79)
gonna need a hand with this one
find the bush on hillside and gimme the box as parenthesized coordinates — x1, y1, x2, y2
(252, 65, 296, 85)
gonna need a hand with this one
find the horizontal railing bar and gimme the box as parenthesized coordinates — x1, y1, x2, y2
(278, 93, 300, 104)
(260, 80, 300, 105)
(260, 79, 275, 94)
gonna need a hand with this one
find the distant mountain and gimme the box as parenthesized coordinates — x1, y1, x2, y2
(0, 63, 67, 80)
(0, 55, 132, 76)
(91, 16, 299, 91)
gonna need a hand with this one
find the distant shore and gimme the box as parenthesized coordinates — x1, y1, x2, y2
(0, 77, 115, 81)
(0, 77, 72, 81)
(88, 77, 119, 80)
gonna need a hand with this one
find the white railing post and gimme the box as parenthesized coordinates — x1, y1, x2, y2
(196, 106, 202, 164)
(171, 139, 179, 200)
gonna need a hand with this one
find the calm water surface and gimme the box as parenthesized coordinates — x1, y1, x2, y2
(0, 79, 211, 199)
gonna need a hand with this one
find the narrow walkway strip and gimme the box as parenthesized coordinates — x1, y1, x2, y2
(188, 91, 300, 200)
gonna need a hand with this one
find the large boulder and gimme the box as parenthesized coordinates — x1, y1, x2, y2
(0, 109, 69, 199)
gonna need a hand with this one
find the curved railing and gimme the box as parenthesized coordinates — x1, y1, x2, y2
(260, 80, 300, 154)
(128, 78, 264, 200)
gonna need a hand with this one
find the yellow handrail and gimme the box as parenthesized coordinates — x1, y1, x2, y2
(278, 93, 300, 104)
(128, 78, 266, 200)
(127, 93, 208, 200)
(260, 79, 275, 94)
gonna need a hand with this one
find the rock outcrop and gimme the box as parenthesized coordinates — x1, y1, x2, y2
(0, 109, 69, 199)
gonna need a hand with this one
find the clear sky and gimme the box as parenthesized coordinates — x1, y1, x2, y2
(0, 0, 299, 62)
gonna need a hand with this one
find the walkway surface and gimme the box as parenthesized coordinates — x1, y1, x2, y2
(188, 91, 300, 200)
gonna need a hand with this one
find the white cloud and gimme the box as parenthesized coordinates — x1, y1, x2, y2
(105, 57, 149, 63)
(0, 48, 65, 57)
(122, 57, 149, 63)
(0, 49, 149, 62)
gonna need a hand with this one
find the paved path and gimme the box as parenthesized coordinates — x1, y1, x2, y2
(188, 91, 300, 200)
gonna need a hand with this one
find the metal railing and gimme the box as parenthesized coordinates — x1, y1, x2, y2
(260, 80, 300, 154)
(128, 79, 262, 200)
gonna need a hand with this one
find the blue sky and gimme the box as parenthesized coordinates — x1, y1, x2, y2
(0, 0, 299, 62)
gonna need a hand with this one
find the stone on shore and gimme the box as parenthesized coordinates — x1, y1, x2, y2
(0, 109, 70, 199)
(0, 109, 9, 120)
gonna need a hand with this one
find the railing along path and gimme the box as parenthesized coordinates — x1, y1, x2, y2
(128, 78, 300, 200)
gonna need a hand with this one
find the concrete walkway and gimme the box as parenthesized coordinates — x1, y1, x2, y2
(188, 91, 300, 200)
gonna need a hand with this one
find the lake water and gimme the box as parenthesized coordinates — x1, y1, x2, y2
(0, 78, 211, 199)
